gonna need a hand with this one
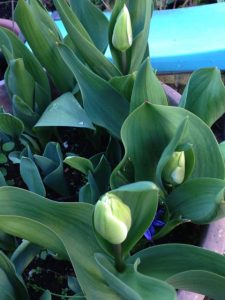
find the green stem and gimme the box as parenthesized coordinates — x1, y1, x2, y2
(113, 244, 125, 272)
(121, 51, 127, 74)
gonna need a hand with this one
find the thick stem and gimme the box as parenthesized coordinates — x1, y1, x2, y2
(113, 244, 125, 272)
(121, 51, 127, 74)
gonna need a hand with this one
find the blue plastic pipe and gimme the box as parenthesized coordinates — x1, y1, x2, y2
(54, 3, 225, 73)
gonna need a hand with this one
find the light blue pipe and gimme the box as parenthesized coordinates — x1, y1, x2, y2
(54, 3, 225, 73)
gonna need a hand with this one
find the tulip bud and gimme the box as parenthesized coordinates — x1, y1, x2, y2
(94, 193, 132, 244)
(163, 151, 185, 185)
(112, 4, 133, 52)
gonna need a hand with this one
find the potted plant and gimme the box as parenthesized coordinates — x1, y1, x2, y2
(0, 0, 225, 299)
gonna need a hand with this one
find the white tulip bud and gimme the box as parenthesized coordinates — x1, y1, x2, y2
(112, 4, 133, 52)
(94, 193, 132, 244)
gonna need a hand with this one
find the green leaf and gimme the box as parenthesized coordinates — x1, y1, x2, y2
(11, 240, 42, 274)
(15, 0, 74, 92)
(0, 250, 29, 300)
(54, 0, 121, 80)
(168, 270, 225, 300)
(64, 156, 94, 175)
(35, 142, 69, 196)
(39, 290, 52, 300)
(111, 102, 224, 188)
(179, 68, 225, 126)
(12, 95, 39, 134)
(130, 58, 167, 112)
(20, 157, 46, 196)
(0, 153, 8, 164)
(0, 113, 24, 138)
(129, 243, 225, 298)
(95, 253, 176, 300)
(70, 0, 109, 53)
(0, 186, 122, 299)
(109, 73, 136, 101)
(6, 58, 35, 109)
(58, 44, 129, 138)
(35, 92, 94, 130)
(166, 177, 225, 223)
(0, 27, 51, 97)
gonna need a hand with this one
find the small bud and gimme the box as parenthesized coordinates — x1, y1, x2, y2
(112, 4, 133, 52)
(163, 151, 185, 185)
(94, 193, 131, 244)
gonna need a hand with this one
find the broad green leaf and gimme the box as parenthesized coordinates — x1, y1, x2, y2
(0, 186, 122, 300)
(35, 92, 94, 130)
(6, 59, 35, 109)
(0, 250, 29, 300)
(166, 178, 225, 223)
(70, 0, 109, 52)
(168, 270, 225, 300)
(129, 243, 225, 279)
(20, 157, 46, 196)
(109, 73, 136, 100)
(64, 156, 94, 175)
(0, 113, 24, 138)
(0, 27, 51, 97)
(130, 58, 167, 112)
(11, 240, 42, 274)
(58, 44, 129, 138)
(54, 0, 121, 80)
(0, 231, 15, 251)
(15, 0, 74, 92)
(95, 253, 176, 300)
(92, 155, 111, 197)
(111, 102, 224, 188)
(179, 68, 225, 126)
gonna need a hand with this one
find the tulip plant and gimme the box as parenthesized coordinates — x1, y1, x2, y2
(0, 0, 225, 299)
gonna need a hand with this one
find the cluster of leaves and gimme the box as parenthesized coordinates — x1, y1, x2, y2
(0, 0, 225, 299)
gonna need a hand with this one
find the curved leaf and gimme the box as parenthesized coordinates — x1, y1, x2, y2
(0, 113, 24, 138)
(130, 58, 167, 112)
(166, 177, 225, 223)
(168, 270, 225, 300)
(70, 0, 109, 52)
(128, 243, 225, 281)
(0, 250, 29, 300)
(35, 92, 94, 130)
(179, 68, 225, 126)
(15, 0, 74, 92)
(95, 253, 176, 300)
(111, 102, 224, 188)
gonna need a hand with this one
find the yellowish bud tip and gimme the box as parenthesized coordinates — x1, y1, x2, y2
(94, 193, 132, 244)
(163, 151, 185, 185)
(112, 4, 133, 52)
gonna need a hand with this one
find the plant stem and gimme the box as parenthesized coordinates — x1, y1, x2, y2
(113, 244, 125, 272)
(121, 51, 127, 74)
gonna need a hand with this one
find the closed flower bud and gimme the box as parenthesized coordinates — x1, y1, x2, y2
(94, 193, 132, 244)
(112, 4, 133, 52)
(163, 151, 185, 185)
